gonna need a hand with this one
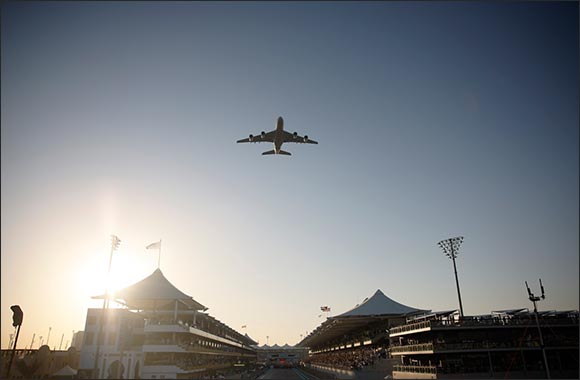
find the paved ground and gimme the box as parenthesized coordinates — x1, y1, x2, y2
(258, 368, 321, 379)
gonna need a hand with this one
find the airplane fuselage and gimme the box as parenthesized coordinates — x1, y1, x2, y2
(273, 116, 284, 153)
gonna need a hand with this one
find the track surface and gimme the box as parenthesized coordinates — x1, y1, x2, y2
(258, 368, 320, 379)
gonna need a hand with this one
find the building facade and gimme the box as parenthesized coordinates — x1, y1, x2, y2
(71, 331, 85, 351)
(256, 344, 309, 367)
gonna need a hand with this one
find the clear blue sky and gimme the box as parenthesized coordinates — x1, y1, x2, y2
(2, 1, 578, 349)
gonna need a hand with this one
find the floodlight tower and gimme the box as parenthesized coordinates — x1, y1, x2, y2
(438, 236, 465, 317)
(7, 305, 23, 378)
(46, 327, 52, 347)
(525, 279, 550, 379)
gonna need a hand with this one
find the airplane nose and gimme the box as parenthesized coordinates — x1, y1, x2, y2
(278, 116, 283, 122)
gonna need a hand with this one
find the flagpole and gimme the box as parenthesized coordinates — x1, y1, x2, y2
(146, 240, 162, 270)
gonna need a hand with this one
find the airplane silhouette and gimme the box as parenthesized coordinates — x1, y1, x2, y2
(237, 117, 318, 156)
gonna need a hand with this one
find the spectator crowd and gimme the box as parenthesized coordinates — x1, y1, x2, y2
(307, 346, 387, 370)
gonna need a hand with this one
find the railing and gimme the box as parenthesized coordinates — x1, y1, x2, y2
(187, 326, 245, 348)
(390, 320, 432, 335)
(176, 361, 233, 372)
(390, 316, 578, 335)
(144, 319, 251, 350)
(390, 339, 578, 354)
(393, 364, 437, 374)
(390, 343, 434, 353)
(434, 341, 528, 351)
(144, 321, 190, 333)
(177, 342, 255, 357)
(142, 344, 186, 353)
(145, 337, 183, 345)
(145, 319, 184, 326)
(144, 359, 182, 366)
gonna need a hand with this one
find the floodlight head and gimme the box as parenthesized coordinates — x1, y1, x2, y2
(525, 281, 533, 297)
(438, 236, 464, 259)
(450, 236, 464, 252)
(111, 235, 121, 250)
(10, 305, 23, 327)
(438, 239, 450, 253)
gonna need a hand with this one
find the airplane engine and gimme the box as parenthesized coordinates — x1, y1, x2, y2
(261, 131, 266, 139)
(293, 132, 298, 139)
(249, 134, 254, 142)
(303, 135, 308, 142)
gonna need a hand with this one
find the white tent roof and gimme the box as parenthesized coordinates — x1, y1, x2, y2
(335, 289, 426, 317)
(491, 308, 528, 315)
(258, 344, 302, 350)
(93, 269, 207, 311)
(52, 365, 77, 376)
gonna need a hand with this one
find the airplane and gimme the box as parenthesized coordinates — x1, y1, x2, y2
(236, 116, 318, 156)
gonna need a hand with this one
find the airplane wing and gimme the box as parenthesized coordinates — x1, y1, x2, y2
(237, 130, 276, 143)
(282, 131, 318, 144)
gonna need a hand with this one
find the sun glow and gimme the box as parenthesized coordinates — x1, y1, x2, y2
(74, 241, 156, 311)
(106, 244, 157, 303)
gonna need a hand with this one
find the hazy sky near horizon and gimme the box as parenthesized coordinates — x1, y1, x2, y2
(1, 1, 578, 349)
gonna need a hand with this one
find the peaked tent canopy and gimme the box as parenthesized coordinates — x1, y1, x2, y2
(93, 268, 207, 311)
(51, 365, 77, 377)
(299, 289, 428, 349)
(335, 289, 426, 318)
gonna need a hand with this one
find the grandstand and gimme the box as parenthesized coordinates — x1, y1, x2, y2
(78, 269, 257, 379)
(297, 290, 579, 379)
(297, 290, 427, 377)
(389, 308, 579, 379)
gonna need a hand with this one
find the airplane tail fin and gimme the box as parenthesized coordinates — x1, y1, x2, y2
(262, 150, 292, 156)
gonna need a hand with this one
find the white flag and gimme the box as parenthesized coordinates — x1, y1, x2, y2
(146, 241, 161, 250)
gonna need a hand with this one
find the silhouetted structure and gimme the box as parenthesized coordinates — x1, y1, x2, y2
(299, 290, 427, 354)
(438, 237, 465, 317)
(0, 346, 79, 379)
(237, 116, 318, 155)
(389, 309, 579, 379)
(298, 290, 426, 378)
